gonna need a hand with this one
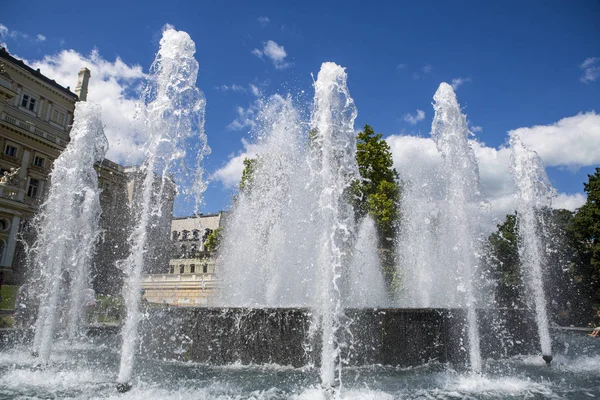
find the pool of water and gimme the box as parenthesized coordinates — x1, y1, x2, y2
(1, 331, 599, 399)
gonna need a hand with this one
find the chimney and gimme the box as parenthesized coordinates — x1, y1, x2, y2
(75, 67, 91, 101)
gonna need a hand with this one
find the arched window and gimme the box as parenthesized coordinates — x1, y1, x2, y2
(0, 218, 10, 232)
(181, 230, 189, 240)
(202, 264, 208, 274)
(192, 229, 200, 240)
(190, 264, 196, 273)
(180, 244, 187, 258)
(172, 231, 179, 241)
(179, 264, 185, 274)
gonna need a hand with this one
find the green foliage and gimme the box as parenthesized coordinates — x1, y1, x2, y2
(353, 124, 400, 249)
(204, 227, 223, 252)
(239, 158, 257, 193)
(569, 168, 600, 315)
(0, 285, 18, 310)
(482, 213, 524, 308)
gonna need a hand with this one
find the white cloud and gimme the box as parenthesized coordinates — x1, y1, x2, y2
(385, 131, 589, 232)
(403, 109, 425, 125)
(0, 24, 8, 37)
(553, 192, 586, 211)
(451, 77, 471, 90)
(422, 64, 433, 74)
(228, 104, 259, 131)
(215, 84, 246, 92)
(211, 139, 259, 188)
(509, 111, 600, 168)
(252, 40, 290, 69)
(470, 125, 483, 133)
(249, 83, 261, 97)
(26, 49, 147, 164)
(258, 16, 270, 27)
(36, 34, 46, 42)
(580, 57, 600, 83)
(396, 64, 406, 72)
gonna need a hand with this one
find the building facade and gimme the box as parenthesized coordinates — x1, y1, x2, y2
(142, 212, 225, 306)
(0, 47, 78, 284)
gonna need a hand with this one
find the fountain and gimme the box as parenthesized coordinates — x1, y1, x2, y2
(116, 27, 209, 391)
(1, 28, 599, 400)
(510, 134, 555, 363)
(29, 101, 107, 365)
(397, 82, 483, 372)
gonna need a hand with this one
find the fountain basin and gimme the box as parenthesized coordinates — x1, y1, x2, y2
(140, 307, 539, 367)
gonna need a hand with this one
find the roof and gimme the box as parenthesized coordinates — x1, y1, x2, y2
(0, 47, 78, 99)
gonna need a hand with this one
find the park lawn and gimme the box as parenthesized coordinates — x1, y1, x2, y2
(0, 285, 18, 310)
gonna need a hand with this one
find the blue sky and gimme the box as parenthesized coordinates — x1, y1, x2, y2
(2, 1, 599, 219)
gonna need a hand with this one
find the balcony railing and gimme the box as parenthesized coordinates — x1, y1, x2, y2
(1, 107, 69, 147)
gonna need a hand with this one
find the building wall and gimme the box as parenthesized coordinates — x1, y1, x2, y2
(0, 48, 77, 284)
(142, 213, 226, 306)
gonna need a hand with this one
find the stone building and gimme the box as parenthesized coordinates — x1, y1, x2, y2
(142, 212, 226, 306)
(0, 47, 79, 284)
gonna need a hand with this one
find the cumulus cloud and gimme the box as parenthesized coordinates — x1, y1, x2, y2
(26, 49, 147, 164)
(451, 77, 471, 90)
(385, 122, 592, 232)
(403, 109, 425, 125)
(228, 104, 259, 131)
(252, 40, 290, 69)
(553, 193, 586, 211)
(211, 139, 259, 188)
(509, 112, 600, 168)
(36, 34, 46, 42)
(470, 125, 483, 133)
(580, 57, 599, 83)
(258, 16, 270, 27)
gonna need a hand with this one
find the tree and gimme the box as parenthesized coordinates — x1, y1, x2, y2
(353, 125, 400, 247)
(352, 125, 401, 284)
(569, 168, 600, 320)
(482, 213, 524, 308)
(204, 227, 223, 252)
(239, 157, 257, 193)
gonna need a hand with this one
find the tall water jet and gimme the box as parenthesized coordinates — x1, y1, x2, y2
(347, 215, 387, 308)
(430, 82, 482, 372)
(31, 101, 107, 364)
(509, 134, 555, 362)
(311, 62, 358, 390)
(116, 27, 208, 390)
(217, 95, 315, 307)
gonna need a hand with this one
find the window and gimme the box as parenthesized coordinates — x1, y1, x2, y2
(203, 264, 208, 274)
(190, 264, 195, 273)
(169, 265, 174, 274)
(180, 244, 187, 257)
(172, 231, 179, 241)
(192, 230, 200, 240)
(27, 178, 40, 198)
(33, 155, 45, 168)
(0, 219, 9, 232)
(51, 109, 66, 125)
(4, 144, 17, 157)
(190, 244, 197, 254)
(179, 264, 185, 274)
(181, 230, 189, 240)
(21, 94, 37, 112)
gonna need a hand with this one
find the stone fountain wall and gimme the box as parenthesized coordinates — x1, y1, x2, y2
(139, 307, 539, 367)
